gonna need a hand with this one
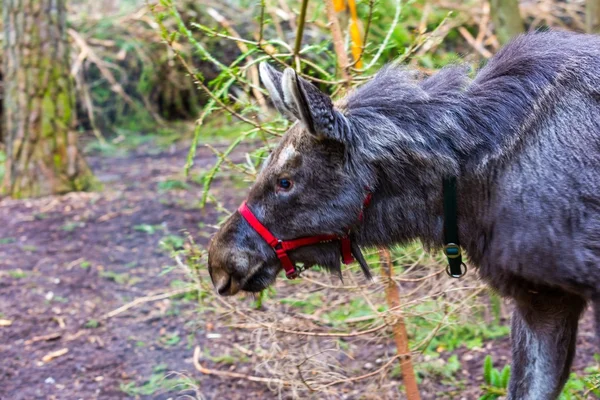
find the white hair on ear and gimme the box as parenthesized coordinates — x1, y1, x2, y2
(282, 68, 314, 133)
(259, 63, 297, 120)
(281, 68, 297, 108)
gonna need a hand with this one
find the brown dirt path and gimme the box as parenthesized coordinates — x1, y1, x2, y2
(0, 142, 270, 399)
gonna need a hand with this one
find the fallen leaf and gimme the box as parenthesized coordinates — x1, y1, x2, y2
(42, 348, 69, 363)
(0, 320, 13, 327)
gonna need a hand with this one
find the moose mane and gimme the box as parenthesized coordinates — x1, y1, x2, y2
(342, 30, 600, 184)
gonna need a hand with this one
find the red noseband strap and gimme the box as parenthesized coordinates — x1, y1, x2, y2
(238, 191, 372, 279)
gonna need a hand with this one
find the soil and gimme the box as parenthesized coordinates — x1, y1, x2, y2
(0, 140, 598, 400)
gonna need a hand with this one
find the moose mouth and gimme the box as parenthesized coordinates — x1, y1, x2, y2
(241, 266, 276, 293)
(216, 263, 276, 296)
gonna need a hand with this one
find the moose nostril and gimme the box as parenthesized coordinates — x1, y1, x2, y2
(217, 276, 232, 296)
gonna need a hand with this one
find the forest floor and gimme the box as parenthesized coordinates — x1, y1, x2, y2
(1, 137, 599, 400)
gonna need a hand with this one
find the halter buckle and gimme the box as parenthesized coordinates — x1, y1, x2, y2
(443, 243, 461, 259)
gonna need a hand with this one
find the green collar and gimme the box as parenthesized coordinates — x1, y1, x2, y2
(443, 177, 467, 278)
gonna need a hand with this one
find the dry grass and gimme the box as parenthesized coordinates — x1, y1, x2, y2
(173, 238, 492, 399)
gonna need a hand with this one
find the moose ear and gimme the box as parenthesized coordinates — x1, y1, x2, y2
(259, 62, 298, 120)
(281, 68, 339, 138)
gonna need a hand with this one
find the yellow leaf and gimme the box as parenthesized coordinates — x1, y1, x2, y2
(333, 0, 346, 12)
(350, 21, 363, 69)
(347, 0, 359, 19)
(0, 319, 12, 327)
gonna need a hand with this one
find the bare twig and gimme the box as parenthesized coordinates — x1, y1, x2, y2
(103, 288, 193, 319)
(193, 346, 293, 386)
(458, 26, 492, 58)
(475, 1, 490, 47)
(230, 321, 388, 338)
(351, 0, 376, 68)
(320, 355, 403, 389)
(324, 0, 350, 82)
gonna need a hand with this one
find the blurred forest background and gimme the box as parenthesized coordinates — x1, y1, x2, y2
(1, 0, 600, 399)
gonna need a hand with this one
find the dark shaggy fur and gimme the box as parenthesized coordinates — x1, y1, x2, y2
(209, 31, 600, 399)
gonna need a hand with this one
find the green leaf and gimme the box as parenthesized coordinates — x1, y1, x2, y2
(500, 365, 511, 388)
(491, 369, 501, 388)
(159, 235, 185, 251)
(134, 224, 156, 234)
(483, 355, 493, 385)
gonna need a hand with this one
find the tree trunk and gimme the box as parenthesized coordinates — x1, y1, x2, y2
(587, 0, 600, 33)
(490, 0, 524, 45)
(2, 0, 93, 198)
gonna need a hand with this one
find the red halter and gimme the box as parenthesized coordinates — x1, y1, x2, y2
(238, 192, 372, 279)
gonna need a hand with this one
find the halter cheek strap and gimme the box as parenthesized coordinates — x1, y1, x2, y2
(238, 191, 372, 279)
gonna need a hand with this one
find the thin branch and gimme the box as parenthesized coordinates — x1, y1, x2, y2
(193, 346, 293, 386)
(394, 268, 445, 283)
(324, 0, 350, 82)
(302, 276, 374, 290)
(458, 26, 492, 58)
(360, 0, 402, 71)
(169, 46, 277, 135)
(103, 288, 193, 319)
(350, 0, 376, 68)
(319, 355, 403, 389)
(258, 0, 266, 44)
(294, 0, 311, 70)
(231, 321, 388, 338)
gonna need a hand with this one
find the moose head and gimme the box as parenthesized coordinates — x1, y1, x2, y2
(207, 62, 466, 296)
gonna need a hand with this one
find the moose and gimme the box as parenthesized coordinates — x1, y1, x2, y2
(208, 31, 600, 399)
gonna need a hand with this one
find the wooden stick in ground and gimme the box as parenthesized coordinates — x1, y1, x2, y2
(380, 248, 421, 400)
(324, 0, 350, 83)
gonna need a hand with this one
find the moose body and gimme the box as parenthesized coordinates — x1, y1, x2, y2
(208, 31, 600, 399)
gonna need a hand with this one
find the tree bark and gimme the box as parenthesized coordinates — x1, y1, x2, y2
(587, 0, 600, 33)
(490, 0, 524, 45)
(2, 0, 93, 198)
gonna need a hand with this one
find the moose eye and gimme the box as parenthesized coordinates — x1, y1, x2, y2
(277, 178, 293, 191)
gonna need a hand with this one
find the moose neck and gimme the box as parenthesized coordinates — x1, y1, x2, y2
(340, 57, 566, 253)
(342, 67, 526, 252)
(354, 167, 449, 250)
